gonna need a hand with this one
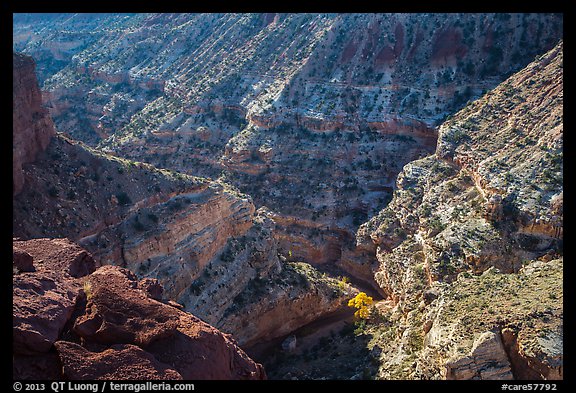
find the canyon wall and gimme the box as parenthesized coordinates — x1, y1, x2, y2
(355, 41, 563, 380)
(13, 13, 562, 290)
(14, 13, 562, 145)
(13, 53, 55, 196)
(13, 14, 564, 380)
(12, 50, 354, 353)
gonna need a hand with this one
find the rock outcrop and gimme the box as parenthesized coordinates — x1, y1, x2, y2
(445, 330, 514, 380)
(217, 259, 356, 347)
(355, 41, 563, 380)
(13, 238, 97, 356)
(13, 52, 55, 196)
(13, 238, 266, 380)
(12, 50, 358, 354)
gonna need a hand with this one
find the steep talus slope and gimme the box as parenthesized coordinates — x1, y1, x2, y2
(13, 51, 354, 354)
(355, 41, 563, 380)
(13, 238, 265, 380)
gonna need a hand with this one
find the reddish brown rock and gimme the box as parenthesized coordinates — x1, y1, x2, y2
(13, 248, 34, 272)
(13, 238, 99, 278)
(13, 269, 81, 354)
(375, 45, 396, 65)
(13, 239, 266, 380)
(12, 238, 96, 355)
(147, 313, 266, 380)
(13, 352, 63, 380)
(73, 265, 180, 347)
(74, 265, 266, 379)
(54, 341, 182, 380)
(13, 52, 55, 196)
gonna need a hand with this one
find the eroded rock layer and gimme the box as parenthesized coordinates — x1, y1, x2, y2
(13, 14, 563, 292)
(12, 48, 356, 355)
(354, 41, 563, 380)
(12, 14, 564, 380)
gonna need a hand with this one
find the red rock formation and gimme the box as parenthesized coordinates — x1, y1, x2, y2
(74, 265, 266, 380)
(12, 238, 98, 355)
(54, 342, 182, 380)
(12, 238, 266, 380)
(13, 249, 34, 272)
(13, 52, 55, 196)
(74, 265, 180, 347)
(341, 39, 358, 63)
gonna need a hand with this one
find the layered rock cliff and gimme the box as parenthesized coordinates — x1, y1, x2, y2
(13, 50, 355, 356)
(13, 238, 265, 380)
(13, 13, 562, 293)
(355, 41, 563, 380)
(12, 130, 354, 349)
(13, 52, 55, 196)
(14, 13, 562, 145)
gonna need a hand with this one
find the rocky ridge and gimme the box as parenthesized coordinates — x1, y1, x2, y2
(13, 238, 265, 380)
(13, 52, 55, 196)
(354, 40, 563, 380)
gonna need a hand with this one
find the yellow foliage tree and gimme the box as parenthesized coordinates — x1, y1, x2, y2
(348, 292, 373, 319)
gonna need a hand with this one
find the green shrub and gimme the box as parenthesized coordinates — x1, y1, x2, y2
(116, 192, 132, 206)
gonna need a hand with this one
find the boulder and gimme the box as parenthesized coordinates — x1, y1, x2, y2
(13, 271, 81, 354)
(12, 238, 96, 355)
(13, 249, 34, 272)
(73, 265, 180, 347)
(54, 341, 182, 380)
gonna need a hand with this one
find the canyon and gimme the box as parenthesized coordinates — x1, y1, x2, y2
(13, 13, 563, 381)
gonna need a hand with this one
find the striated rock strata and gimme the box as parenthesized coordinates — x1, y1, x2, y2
(12, 49, 357, 351)
(355, 41, 563, 380)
